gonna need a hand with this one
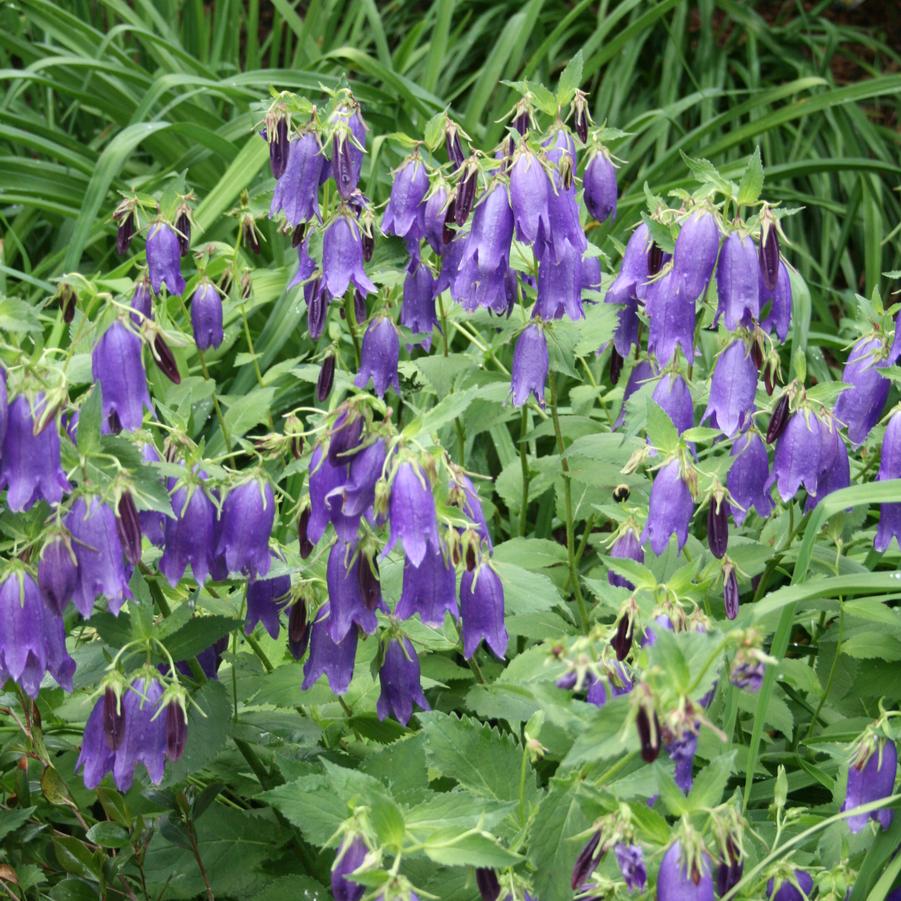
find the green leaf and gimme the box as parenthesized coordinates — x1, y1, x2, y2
(84, 821, 130, 849)
(259, 775, 345, 845)
(222, 387, 276, 439)
(421, 829, 521, 868)
(557, 51, 584, 105)
(0, 806, 35, 842)
(688, 752, 736, 810)
(737, 146, 764, 206)
(160, 615, 240, 663)
(76, 388, 102, 455)
(165, 681, 232, 784)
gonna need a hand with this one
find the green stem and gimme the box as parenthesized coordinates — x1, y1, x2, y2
(518, 408, 530, 538)
(344, 293, 361, 367)
(197, 349, 232, 451)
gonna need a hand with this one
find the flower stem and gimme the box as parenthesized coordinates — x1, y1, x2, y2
(344, 293, 361, 368)
(518, 407, 530, 538)
(196, 348, 232, 452)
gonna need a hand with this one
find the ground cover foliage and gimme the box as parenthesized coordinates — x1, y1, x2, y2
(0, 1, 900, 900)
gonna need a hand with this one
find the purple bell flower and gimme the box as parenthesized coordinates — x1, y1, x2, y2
(0, 572, 75, 698)
(400, 259, 437, 340)
(244, 573, 290, 639)
(657, 841, 713, 901)
(457, 473, 493, 550)
(395, 549, 458, 626)
(666, 728, 699, 793)
(326, 538, 382, 642)
(66, 497, 132, 617)
(771, 410, 829, 503)
(460, 563, 508, 659)
(331, 105, 367, 198)
(760, 261, 792, 340)
(190, 280, 224, 351)
(216, 478, 275, 578)
(159, 477, 219, 585)
(606, 223, 650, 306)
(307, 444, 350, 546)
(322, 215, 376, 299)
(509, 150, 551, 244)
(146, 222, 185, 295)
(727, 433, 774, 524)
(376, 636, 430, 725)
(330, 438, 387, 526)
(535, 241, 584, 320)
(452, 255, 509, 315)
(457, 181, 514, 277)
(287, 237, 318, 289)
(646, 274, 695, 366)
(653, 373, 694, 435)
(672, 211, 719, 301)
(382, 157, 429, 241)
(805, 421, 849, 512)
(331, 834, 368, 901)
(609, 528, 644, 589)
(842, 738, 897, 832)
(767, 870, 814, 901)
(583, 150, 617, 223)
(423, 185, 449, 254)
(0, 394, 70, 511)
(354, 316, 400, 397)
(38, 538, 79, 615)
(703, 340, 757, 437)
(834, 336, 889, 446)
(130, 278, 152, 324)
(511, 324, 548, 408)
(138, 444, 167, 548)
(615, 843, 647, 892)
(715, 233, 759, 330)
(644, 459, 694, 555)
(269, 132, 324, 226)
(92, 321, 152, 432)
(876, 411, 901, 551)
(384, 461, 439, 568)
(302, 603, 359, 694)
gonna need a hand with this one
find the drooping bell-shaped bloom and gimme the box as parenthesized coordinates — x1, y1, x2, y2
(727, 433, 774, 525)
(672, 211, 720, 302)
(457, 473, 493, 550)
(666, 727, 699, 793)
(355, 317, 400, 398)
(460, 564, 507, 659)
(322, 215, 376, 299)
(805, 421, 849, 512)
(609, 528, 645, 589)
(0, 394, 70, 511)
(606, 223, 650, 307)
(376, 637, 430, 725)
(269, 132, 323, 226)
(244, 573, 290, 639)
(38, 538, 79, 615)
(715, 233, 759, 330)
(0, 572, 75, 698)
(137, 444, 167, 548)
(646, 275, 695, 366)
(703, 340, 757, 438)
(384, 462, 439, 567)
(302, 603, 359, 694)
(615, 360, 655, 430)
(382, 157, 430, 241)
(535, 242, 584, 320)
(66, 497, 132, 617)
(842, 738, 897, 832)
(216, 479, 275, 578)
(511, 324, 548, 408)
(331, 105, 367, 198)
(541, 175, 588, 264)
(509, 150, 551, 244)
(760, 261, 792, 341)
(288, 237, 318, 289)
(771, 410, 828, 503)
(130, 279, 152, 324)
(766, 870, 814, 901)
(190, 280, 224, 351)
(875, 411, 901, 551)
(146, 222, 185, 295)
(422, 185, 449, 254)
(330, 438, 387, 526)
(586, 663, 633, 707)
(395, 549, 458, 626)
(331, 835, 368, 901)
(92, 321, 152, 432)
(653, 374, 694, 436)
(615, 843, 647, 892)
(834, 336, 889, 446)
(326, 539, 381, 642)
(644, 459, 694, 555)
(583, 150, 617, 222)
(400, 259, 437, 340)
(459, 181, 514, 277)
(571, 832, 602, 890)
(657, 841, 713, 901)
(159, 480, 217, 585)
(307, 444, 350, 546)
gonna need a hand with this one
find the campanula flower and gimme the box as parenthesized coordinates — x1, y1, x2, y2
(216, 478, 275, 578)
(657, 840, 713, 901)
(535, 242, 584, 320)
(644, 459, 694, 555)
(609, 527, 644, 589)
(376, 636, 430, 725)
(511, 324, 549, 408)
(302, 603, 359, 694)
(646, 274, 695, 366)
(842, 736, 897, 832)
(190, 280, 224, 351)
(331, 835, 368, 901)
(92, 321, 152, 432)
(875, 411, 901, 551)
(400, 259, 437, 341)
(384, 461, 439, 567)
(509, 149, 551, 244)
(767, 870, 813, 901)
(326, 538, 382, 642)
(244, 573, 290, 639)
(771, 410, 829, 503)
(703, 340, 757, 437)
(38, 538, 78, 616)
(672, 210, 719, 301)
(355, 316, 400, 397)
(146, 222, 185, 295)
(834, 336, 889, 446)
(653, 373, 694, 435)
(382, 157, 430, 241)
(727, 433, 774, 525)
(269, 131, 324, 226)
(715, 233, 758, 330)
(395, 549, 458, 626)
(583, 150, 617, 222)
(760, 260, 792, 340)
(460, 563, 508, 659)
(322, 215, 376, 299)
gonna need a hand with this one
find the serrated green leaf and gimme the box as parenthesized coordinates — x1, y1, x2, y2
(557, 51, 584, 106)
(737, 146, 764, 205)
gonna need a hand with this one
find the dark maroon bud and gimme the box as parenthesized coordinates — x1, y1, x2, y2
(290, 435, 304, 459)
(152, 334, 181, 384)
(571, 831, 603, 890)
(308, 279, 325, 339)
(574, 108, 589, 144)
(353, 288, 367, 323)
(613, 484, 630, 503)
(759, 228, 780, 293)
(116, 492, 143, 565)
(764, 363, 776, 396)
(765, 394, 789, 444)
(361, 229, 374, 262)
(648, 242, 664, 276)
(723, 567, 740, 620)
(476, 868, 501, 901)
(116, 210, 135, 256)
(513, 110, 530, 136)
(241, 218, 260, 254)
(446, 127, 465, 169)
(707, 502, 728, 559)
(451, 541, 462, 568)
(465, 543, 477, 572)
(175, 211, 191, 257)
(60, 285, 76, 323)
(317, 353, 336, 402)
(107, 410, 123, 435)
(297, 508, 314, 559)
(291, 222, 306, 247)
(270, 115, 289, 179)
(165, 703, 187, 761)
(102, 688, 125, 751)
(358, 554, 381, 611)
(636, 706, 660, 763)
(454, 170, 477, 226)
(609, 347, 623, 386)
(750, 340, 763, 371)
(611, 613, 633, 661)
(287, 602, 309, 660)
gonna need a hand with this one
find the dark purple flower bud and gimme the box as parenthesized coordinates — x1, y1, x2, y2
(160, 477, 219, 585)
(298, 508, 314, 559)
(384, 461, 439, 568)
(609, 347, 624, 385)
(645, 274, 695, 366)
(658, 841, 713, 901)
(103, 687, 125, 750)
(460, 564, 508, 660)
(92, 321, 152, 432)
(766, 394, 790, 445)
(653, 373, 694, 436)
(842, 738, 897, 832)
(331, 834, 367, 901)
(583, 151, 617, 222)
(445, 125, 465, 169)
(760, 227, 781, 293)
(287, 602, 310, 660)
(67, 497, 132, 617)
(535, 242, 584, 320)
(245, 573, 290, 639)
(454, 167, 478, 226)
(331, 108, 366, 198)
(115, 491, 143, 566)
(165, 703, 188, 761)
(305, 278, 327, 340)
(302, 603, 358, 694)
(269, 132, 324, 225)
(647, 242, 665, 277)
(116, 209, 135, 256)
(636, 705, 661, 763)
(614, 360, 655, 430)
(643, 459, 693, 555)
(767, 870, 814, 901)
(190, 280, 224, 351)
(703, 340, 757, 437)
(422, 186, 449, 254)
(288, 238, 317, 289)
(672, 211, 720, 301)
(715, 838, 743, 897)
(0, 368, 7, 450)
(834, 336, 889, 446)
(269, 115, 289, 179)
(509, 150, 551, 244)
(317, 352, 336, 402)
(876, 412, 901, 551)
(615, 843, 647, 891)
(609, 528, 644, 589)
(771, 410, 828, 502)
(38, 539, 78, 616)
(146, 223, 185, 295)
(292, 222, 306, 247)
(612, 613, 634, 661)
(354, 287, 367, 322)
(572, 831, 603, 890)
(354, 316, 400, 397)
(376, 636, 430, 725)
(175, 210, 191, 256)
(400, 259, 437, 338)
(151, 333, 181, 384)
(322, 215, 376, 298)
(723, 566, 740, 620)
(327, 539, 381, 642)
(0, 395, 70, 511)
(707, 500, 729, 559)
(511, 324, 548, 408)
(382, 157, 430, 241)
(760, 260, 792, 341)
(241, 216, 260, 254)
(715, 233, 759, 330)
(216, 479, 275, 578)
(130, 278, 152, 324)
